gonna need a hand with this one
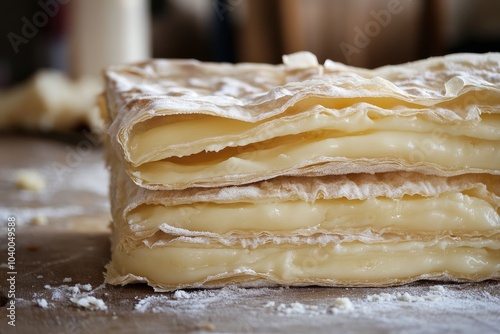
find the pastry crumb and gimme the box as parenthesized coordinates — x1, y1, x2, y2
(331, 297, 354, 314)
(31, 214, 48, 226)
(15, 169, 46, 192)
(196, 323, 216, 331)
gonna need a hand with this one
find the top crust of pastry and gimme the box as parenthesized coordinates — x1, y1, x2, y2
(104, 51, 500, 121)
(104, 52, 500, 153)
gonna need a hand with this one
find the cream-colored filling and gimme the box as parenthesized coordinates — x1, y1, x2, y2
(127, 192, 500, 238)
(127, 108, 500, 164)
(136, 131, 499, 187)
(110, 239, 500, 287)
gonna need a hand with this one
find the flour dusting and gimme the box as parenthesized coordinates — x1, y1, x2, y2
(34, 283, 108, 311)
(134, 286, 280, 313)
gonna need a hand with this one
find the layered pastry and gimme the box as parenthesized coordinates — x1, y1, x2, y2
(105, 52, 500, 190)
(103, 52, 500, 291)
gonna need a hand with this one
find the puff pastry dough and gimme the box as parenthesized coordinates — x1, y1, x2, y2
(103, 52, 500, 291)
(104, 52, 500, 190)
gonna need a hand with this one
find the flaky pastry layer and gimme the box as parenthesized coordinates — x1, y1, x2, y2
(105, 239, 500, 291)
(105, 155, 500, 290)
(103, 52, 500, 189)
(110, 157, 500, 247)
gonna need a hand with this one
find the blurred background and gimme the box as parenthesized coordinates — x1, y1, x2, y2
(1, 0, 500, 87)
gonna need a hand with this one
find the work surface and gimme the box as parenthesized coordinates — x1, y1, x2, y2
(0, 135, 499, 334)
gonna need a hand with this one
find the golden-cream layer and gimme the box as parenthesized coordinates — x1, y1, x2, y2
(106, 239, 500, 290)
(127, 191, 500, 240)
(128, 108, 500, 164)
(134, 131, 499, 189)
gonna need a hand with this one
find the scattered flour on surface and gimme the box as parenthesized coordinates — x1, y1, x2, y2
(36, 298, 49, 309)
(276, 302, 310, 315)
(70, 296, 107, 311)
(266, 297, 354, 316)
(63, 277, 73, 283)
(261, 284, 499, 319)
(135, 286, 280, 314)
(366, 285, 445, 303)
(34, 283, 107, 311)
(173, 290, 191, 299)
(0, 206, 90, 229)
(132, 284, 487, 318)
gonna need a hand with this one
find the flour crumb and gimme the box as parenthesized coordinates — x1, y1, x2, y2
(367, 291, 420, 302)
(367, 286, 446, 303)
(173, 290, 191, 299)
(63, 277, 72, 283)
(197, 323, 216, 331)
(397, 292, 416, 302)
(44, 284, 51, 290)
(36, 298, 49, 309)
(277, 302, 307, 315)
(36, 275, 43, 279)
(78, 283, 92, 292)
(429, 285, 446, 293)
(68, 286, 80, 295)
(264, 301, 276, 308)
(70, 296, 107, 311)
(330, 297, 354, 314)
(15, 169, 46, 192)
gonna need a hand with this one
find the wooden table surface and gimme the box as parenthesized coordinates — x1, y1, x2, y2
(1, 135, 499, 334)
